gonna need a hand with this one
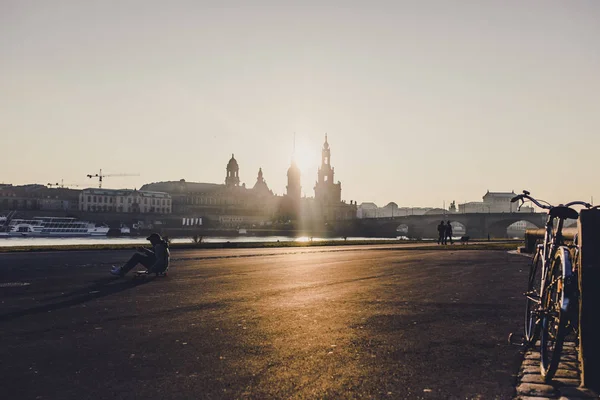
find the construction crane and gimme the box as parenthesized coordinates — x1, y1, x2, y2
(47, 180, 82, 189)
(86, 169, 140, 188)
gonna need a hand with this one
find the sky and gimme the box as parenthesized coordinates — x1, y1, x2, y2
(1, 0, 599, 208)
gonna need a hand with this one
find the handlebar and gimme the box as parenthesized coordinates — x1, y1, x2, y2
(512, 190, 593, 210)
(565, 201, 593, 208)
(511, 192, 551, 210)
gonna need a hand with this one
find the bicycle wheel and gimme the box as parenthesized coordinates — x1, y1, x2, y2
(524, 250, 543, 345)
(540, 252, 567, 381)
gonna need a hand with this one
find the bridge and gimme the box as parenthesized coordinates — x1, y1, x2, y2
(357, 212, 547, 239)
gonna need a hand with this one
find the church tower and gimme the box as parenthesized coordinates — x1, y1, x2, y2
(286, 159, 301, 200)
(314, 134, 341, 204)
(225, 154, 240, 187)
(253, 167, 270, 194)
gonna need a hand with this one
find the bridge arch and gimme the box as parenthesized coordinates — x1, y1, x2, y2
(396, 224, 409, 235)
(450, 221, 467, 237)
(488, 218, 542, 239)
(505, 220, 541, 238)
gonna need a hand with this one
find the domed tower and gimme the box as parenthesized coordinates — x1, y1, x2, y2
(225, 154, 240, 187)
(253, 167, 270, 194)
(286, 159, 301, 200)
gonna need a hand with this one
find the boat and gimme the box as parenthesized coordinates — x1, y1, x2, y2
(2, 217, 110, 237)
(0, 215, 8, 236)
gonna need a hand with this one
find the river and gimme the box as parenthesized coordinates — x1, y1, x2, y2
(0, 235, 410, 248)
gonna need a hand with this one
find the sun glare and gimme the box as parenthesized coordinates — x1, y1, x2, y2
(294, 141, 318, 172)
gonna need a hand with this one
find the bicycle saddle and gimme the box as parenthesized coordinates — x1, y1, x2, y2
(549, 205, 579, 220)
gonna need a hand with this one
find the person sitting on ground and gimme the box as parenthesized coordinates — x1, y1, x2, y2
(110, 233, 170, 277)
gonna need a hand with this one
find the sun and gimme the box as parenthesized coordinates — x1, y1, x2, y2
(293, 142, 318, 172)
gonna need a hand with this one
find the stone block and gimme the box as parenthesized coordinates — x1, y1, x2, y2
(558, 385, 599, 398)
(523, 359, 539, 367)
(554, 369, 580, 379)
(557, 362, 580, 371)
(516, 397, 556, 400)
(517, 382, 558, 397)
(523, 366, 541, 375)
(521, 373, 546, 384)
(553, 378, 581, 387)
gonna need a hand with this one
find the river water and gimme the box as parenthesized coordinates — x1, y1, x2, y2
(0, 235, 410, 248)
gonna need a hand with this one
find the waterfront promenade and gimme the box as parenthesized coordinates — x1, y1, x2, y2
(1, 245, 526, 399)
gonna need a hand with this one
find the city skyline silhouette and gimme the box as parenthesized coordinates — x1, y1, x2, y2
(1, 1, 599, 207)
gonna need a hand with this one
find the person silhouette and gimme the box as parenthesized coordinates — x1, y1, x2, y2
(437, 221, 445, 245)
(110, 233, 170, 277)
(444, 221, 453, 245)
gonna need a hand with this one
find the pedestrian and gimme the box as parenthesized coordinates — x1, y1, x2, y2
(445, 221, 453, 245)
(110, 233, 170, 277)
(437, 221, 445, 245)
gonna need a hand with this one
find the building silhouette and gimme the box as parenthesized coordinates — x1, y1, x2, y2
(225, 154, 240, 187)
(314, 134, 341, 204)
(286, 159, 301, 201)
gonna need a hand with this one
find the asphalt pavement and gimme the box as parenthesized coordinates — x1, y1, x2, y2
(0, 246, 528, 399)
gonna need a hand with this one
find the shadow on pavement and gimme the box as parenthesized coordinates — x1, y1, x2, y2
(0, 277, 153, 323)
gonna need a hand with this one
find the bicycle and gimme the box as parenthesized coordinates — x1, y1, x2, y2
(510, 190, 592, 381)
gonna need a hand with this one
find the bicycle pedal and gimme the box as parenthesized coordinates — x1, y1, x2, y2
(508, 332, 526, 346)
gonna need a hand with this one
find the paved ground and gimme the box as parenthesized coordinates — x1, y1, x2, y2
(0, 246, 527, 399)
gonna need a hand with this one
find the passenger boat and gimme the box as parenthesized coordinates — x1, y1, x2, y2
(2, 217, 110, 237)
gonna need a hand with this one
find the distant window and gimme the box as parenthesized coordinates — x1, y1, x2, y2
(144, 199, 148, 204)
(87, 196, 91, 202)
(93, 196, 97, 202)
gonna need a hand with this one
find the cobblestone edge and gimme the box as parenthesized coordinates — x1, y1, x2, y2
(514, 341, 599, 399)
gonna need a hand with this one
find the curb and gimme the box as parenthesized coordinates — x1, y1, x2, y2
(514, 341, 599, 399)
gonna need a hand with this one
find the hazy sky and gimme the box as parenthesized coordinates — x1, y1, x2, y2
(1, 0, 599, 208)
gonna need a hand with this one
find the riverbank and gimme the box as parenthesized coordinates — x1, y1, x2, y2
(0, 238, 522, 253)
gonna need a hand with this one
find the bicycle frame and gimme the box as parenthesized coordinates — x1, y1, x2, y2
(519, 195, 588, 300)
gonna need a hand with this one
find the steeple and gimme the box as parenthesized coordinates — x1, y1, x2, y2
(319, 133, 333, 181)
(314, 134, 341, 204)
(287, 159, 301, 200)
(253, 167, 270, 193)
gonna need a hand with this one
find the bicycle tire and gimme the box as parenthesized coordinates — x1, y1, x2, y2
(525, 250, 543, 345)
(540, 251, 567, 381)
